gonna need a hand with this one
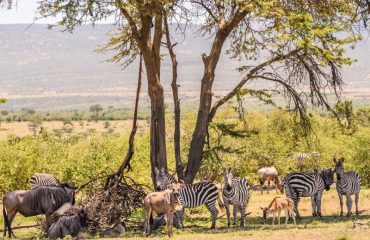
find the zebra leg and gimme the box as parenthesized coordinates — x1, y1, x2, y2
(316, 192, 323, 217)
(224, 200, 231, 227)
(355, 193, 359, 215)
(294, 192, 302, 220)
(345, 194, 353, 217)
(311, 195, 317, 217)
(232, 204, 238, 226)
(338, 192, 344, 216)
(240, 203, 246, 227)
(205, 202, 218, 229)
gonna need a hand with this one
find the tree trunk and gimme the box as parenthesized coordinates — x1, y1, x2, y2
(185, 10, 249, 183)
(185, 31, 228, 183)
(142, 51, 167, 187)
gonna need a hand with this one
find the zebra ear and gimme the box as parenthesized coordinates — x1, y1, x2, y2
(161, 167, 166, 174)
(340, 157, 344, 162)
(223, 168, 228, 175)
(333, 158, 337, 164)
(231, 166, 236, 174)
(154, 167, 160, 176)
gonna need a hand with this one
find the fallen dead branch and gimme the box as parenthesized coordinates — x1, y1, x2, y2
(0, 224, 39, 232)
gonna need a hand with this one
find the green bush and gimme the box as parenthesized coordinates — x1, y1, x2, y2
(0, 108, 369, 197)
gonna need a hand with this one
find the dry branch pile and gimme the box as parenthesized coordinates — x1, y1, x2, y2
(37, 177, 148, 236)
(81, 177, 148, 232)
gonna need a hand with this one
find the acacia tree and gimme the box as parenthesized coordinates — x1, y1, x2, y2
(2, 0, 368, 184)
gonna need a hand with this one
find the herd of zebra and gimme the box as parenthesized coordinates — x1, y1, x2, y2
(18, 157, 361, 231)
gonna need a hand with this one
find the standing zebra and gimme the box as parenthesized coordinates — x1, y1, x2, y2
(222, 167, 250, 227)
(289, 152, 320, 170)
(154, 167, 223, 229)
(28, 173, 60, 189)
(284, 169, 334, 219)
(334, 157, 361, 216)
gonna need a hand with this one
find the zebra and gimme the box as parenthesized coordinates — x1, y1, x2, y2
(284, 169, 334, 219)
(28, 173, 60, 189)
(222, 167, 250, 227)
(289, 152, 321, 170)
(333, 157, 361, 216)
(154, 167, 223, 229)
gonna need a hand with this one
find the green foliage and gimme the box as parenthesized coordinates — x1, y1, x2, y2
(0, 108, 369, 195)
(200, 108, 370, 185)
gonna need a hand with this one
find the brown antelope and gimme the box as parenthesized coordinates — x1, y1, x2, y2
(260, 197, 296, 228)
(257, 167, 283, 194)
(144, 183, 183, 237)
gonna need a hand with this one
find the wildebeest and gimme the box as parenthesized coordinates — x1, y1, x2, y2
(48, 208, 88, 239)
(257, 166, 283, 194)
(260, 197, 296, 227)
(144, 183, 183, 237)
(2, 182, 76, 238)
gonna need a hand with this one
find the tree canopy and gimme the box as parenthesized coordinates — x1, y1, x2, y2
(1, 0, 369, 184)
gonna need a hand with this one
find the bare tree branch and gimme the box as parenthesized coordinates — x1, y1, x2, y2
(105, 53, 143, 190)
(208, 48, 303, 122)
(163, 9, 184, 181)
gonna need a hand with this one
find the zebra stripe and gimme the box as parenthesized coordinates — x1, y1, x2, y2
(284, 169, 334, 219)
(223, 168, 250, 227)
(28, 173, 60, 189)
(154, 168, 221, 229)
(334, 158, 361, 216)
(290, 152, 320, 170)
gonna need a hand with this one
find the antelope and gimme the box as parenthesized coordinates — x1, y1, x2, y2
(260, 197, 296, 227)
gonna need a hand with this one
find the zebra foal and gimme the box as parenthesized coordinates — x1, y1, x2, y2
(334, 157, 361, 216)
(28, 173, 60, 189)
(154, 167, 223, 229)
(284, 169, 334, 219)
(222, 167, 250, 227)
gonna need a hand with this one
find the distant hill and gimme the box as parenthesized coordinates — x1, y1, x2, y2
(0, 24, 369, 111)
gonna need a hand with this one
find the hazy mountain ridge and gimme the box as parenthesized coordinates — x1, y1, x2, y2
(0, 24, 369, 111)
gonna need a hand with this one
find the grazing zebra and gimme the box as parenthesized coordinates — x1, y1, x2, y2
(223, 167, 250, 227)
(284, 169, 334, 219)
(333, 157, 361, 216)
(289, 152, 321, 170)
(28, 173, 60, 189)
(154, 167, 223, 229)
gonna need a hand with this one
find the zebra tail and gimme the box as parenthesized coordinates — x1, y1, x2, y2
(284, 178, 294, 199)
(217, 195, 225, 210)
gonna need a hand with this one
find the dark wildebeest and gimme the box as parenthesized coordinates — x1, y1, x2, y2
(2, 182, 76, 238)
(144, 183, 183, 237)
(257, 167, 284, 194)
(48, 208, 88, 239)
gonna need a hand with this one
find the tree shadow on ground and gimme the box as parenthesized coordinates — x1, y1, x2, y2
(123, 214, 370, 238)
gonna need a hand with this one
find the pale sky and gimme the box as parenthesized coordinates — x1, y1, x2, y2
(0, 0, 113, 24)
